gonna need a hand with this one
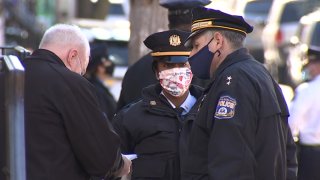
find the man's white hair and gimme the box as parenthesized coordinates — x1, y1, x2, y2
(39, 24, 89, 50)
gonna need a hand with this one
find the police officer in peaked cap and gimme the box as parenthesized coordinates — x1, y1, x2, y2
(84, 44, 117, 120)
(181, 7, 298, 180)
(112, 29, 203, 180)
(116, 0, 211, 111)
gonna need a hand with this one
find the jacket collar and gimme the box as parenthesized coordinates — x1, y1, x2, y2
(214, 48, 252, 78)
(26, 49, 66, 67)
(203, 48, 252, 92)
(141, 83, 203, 115)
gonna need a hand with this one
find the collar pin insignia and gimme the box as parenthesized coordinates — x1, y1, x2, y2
(150, 101, 157, 106)
(226, 76, 232, 85)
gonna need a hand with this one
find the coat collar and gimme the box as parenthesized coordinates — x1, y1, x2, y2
(203, 48, 253, 92)
(140, 83, 203, 115)
(214, 47, 252, 78)
(26, 49, 66, 67)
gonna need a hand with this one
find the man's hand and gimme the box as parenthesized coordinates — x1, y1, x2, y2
(114, 155, 132, 177)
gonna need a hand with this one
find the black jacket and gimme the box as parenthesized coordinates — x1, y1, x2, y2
(181, 48, 297, 180)
(113, 83, 203, 180)
(87, 76, 117, 120)
(19, 49, 122, 180)
(117, 54, 157, 111)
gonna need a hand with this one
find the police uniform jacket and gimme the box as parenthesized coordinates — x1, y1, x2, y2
(181, 48, 297, 180)
(87, 76, 117, 120)
(22, 49, 123, 180)
(113, 83, 203, 180)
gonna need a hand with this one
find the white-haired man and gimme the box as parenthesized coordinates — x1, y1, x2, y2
(20, 24, 130, 180)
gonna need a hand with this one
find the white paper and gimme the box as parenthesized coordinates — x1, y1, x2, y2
(123, 154, 138, 160)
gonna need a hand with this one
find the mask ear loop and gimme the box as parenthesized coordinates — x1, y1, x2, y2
(207, 36, 221, 57)
(216, 50, 221, 57)
(207, 37, 215, 46)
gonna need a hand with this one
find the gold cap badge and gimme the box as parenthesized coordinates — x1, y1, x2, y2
(169, 35, 181, 46)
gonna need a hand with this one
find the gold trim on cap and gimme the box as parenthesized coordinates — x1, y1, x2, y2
(193, 18, 216, 23)
(191, 21, 213, 32)
(151, 51, 190, 56)
(192, 20, 247, 35)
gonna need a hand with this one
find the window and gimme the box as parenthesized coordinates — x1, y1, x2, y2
(310, 23, 320, 47)
(106, 41, 128, 66)
(244, 1, 272, 16)
(280, 2, 305, 23)
(108, 3, 125, 16)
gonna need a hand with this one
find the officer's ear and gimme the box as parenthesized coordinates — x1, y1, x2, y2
(212, 32, 223, 50)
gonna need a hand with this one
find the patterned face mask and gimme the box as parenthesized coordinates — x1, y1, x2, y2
(159, 67, 193, 97)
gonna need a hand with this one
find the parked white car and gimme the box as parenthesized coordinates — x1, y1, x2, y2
(262, 0, 319, 85)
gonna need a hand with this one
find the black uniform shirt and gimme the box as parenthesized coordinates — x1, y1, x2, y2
(87, 76, 117, 120)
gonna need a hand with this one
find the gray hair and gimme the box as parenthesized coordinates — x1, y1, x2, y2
(205, 29, 245, 49)
(39, 24, 89, 51)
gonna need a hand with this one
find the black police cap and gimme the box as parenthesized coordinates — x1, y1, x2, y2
(88, 44, 112, 71)
(144, 29, 191, 63)
(304, 46, 320, 65)
(185, 7, 254, 47)
(159, 0, 211, 9)
(160, 0, 212, 29)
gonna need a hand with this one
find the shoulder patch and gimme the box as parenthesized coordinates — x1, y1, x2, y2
(214, 96, 237, 119)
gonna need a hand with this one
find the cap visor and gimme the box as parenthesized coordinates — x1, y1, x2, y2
(184, 29, 207, 48)
(165, 56, 189, 63)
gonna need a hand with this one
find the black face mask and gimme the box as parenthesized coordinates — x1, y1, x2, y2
(105, 65, 114, 75)
(188, 38, 220, 79)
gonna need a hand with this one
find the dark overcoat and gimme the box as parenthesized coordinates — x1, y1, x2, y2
(19, 49, 122, 180)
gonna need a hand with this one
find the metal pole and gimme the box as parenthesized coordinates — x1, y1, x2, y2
(3, 55, 26, 180)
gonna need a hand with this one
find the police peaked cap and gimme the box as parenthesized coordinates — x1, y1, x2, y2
(159, 0, 211, 9)
(304, 46, 320, 65)
(185, 7, 253, 47)
(144, 29, 191, 63)
(88, 44, 111, 70)
(160, 0, 212, 27)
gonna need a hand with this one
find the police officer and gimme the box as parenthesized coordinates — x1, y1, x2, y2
(181, 7, 297, 180)
(289, 46, 320, 180)
(116, 0, 211, 111)
(112, 30, 203, 180)
(85, 44, 117, 120)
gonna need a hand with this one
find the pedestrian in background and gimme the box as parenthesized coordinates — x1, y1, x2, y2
(116, 0, 211, 111)
(113, 29, 203, 180)
(289, 46, 320, 180)
(85, 44, 117, 120)
(181, 7, 297, 180)
(0, 24, 131, 180)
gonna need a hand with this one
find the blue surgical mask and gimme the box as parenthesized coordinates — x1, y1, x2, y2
(188, 38, 218, 79)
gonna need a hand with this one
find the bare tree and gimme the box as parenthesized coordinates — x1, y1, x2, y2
(129, 0, 168, 65)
